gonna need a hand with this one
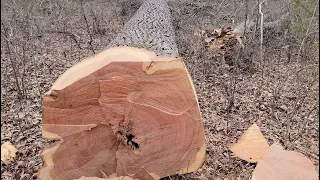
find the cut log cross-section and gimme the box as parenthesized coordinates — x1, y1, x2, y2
(39, 0, 206, 180)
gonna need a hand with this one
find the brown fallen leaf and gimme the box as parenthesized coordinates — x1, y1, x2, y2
(193, 29, 205, 38)
(229, 123, 270, 163)
(252, 143, 318, 180)
(201, 27, 245, 60)
(1, 141, 18, 164)
(234, 34, 244, 48)
(204, 36, 215, 43)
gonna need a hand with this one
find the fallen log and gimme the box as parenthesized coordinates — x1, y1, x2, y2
(107, 0, 179, 57)
(39, 0, 205, 180)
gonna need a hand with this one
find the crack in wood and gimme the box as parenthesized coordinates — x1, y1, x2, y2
(116, 131, 139, 150)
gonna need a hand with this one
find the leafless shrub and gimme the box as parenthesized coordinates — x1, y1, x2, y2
(80, 0, 95, 54)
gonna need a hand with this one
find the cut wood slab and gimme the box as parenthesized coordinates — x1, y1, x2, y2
(229, 123, 318, 180)
(252, 143, 318, 180)
(39, 47, 205, 180)
(229, 123, 270, 163)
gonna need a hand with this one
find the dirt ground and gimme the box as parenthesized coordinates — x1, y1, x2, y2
(1, 0, 319, 179)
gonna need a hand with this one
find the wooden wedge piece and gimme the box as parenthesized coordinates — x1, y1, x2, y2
(229, 123, 270, 163)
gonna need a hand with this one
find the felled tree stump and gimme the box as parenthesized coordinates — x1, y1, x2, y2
(39, 47, 205, 179)
(39, 0, 205, 179)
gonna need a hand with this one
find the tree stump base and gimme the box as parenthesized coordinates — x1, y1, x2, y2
(39, 47, 206, 180)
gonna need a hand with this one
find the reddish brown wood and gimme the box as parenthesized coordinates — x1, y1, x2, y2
(252, 144, 318, 180)
(39, 47, 205, 180)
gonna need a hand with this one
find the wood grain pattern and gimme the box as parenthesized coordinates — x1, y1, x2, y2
(39, 47, 205, 180)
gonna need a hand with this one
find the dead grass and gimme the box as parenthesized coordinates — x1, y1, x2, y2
(1, 0, 318, 179)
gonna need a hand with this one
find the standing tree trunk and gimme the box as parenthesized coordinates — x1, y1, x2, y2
(39, 0, 205, 180)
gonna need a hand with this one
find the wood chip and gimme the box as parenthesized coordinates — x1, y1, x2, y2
(229, 123, 270, 163)
(1, 141, 18, 164)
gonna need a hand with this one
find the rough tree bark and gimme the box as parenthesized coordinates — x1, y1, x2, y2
(107, 0, 179, 57)
(39, 0, 205, 180)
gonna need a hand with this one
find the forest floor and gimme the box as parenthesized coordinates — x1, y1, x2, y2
(1, 0, 319, 179)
